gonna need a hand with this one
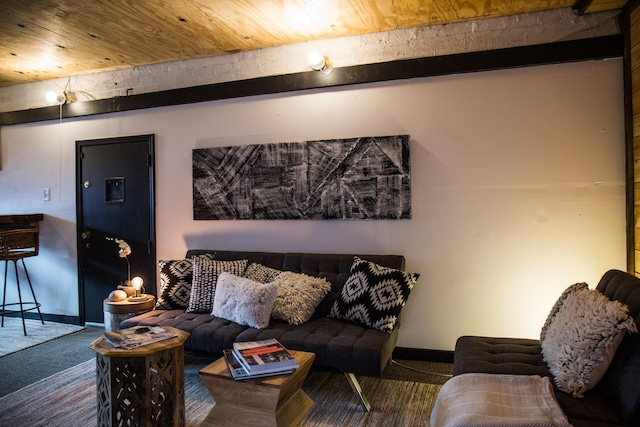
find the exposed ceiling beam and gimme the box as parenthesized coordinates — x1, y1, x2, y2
(0, 34, 622, 126)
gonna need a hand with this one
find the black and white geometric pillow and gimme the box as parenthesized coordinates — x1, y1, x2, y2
(155, 254, 215, 310)
(186, 258, 248, 313)
(242, 263, 283, 283)
(329, 257, 419, 333)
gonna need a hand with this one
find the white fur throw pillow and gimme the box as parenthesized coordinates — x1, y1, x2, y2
(271, 272, 331, 325)
(212, 272, 278, 329)
(541, 288, 637, 397)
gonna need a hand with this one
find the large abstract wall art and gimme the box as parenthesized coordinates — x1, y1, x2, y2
(193, 135, 412, 220)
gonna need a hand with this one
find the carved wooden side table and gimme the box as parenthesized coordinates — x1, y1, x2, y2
(89, 326, 189, 427)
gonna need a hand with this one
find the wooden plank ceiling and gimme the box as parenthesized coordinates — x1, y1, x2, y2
(0, 0, 628, 88)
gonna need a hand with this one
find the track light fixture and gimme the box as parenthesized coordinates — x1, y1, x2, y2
(45, 91, 66, 105)
(308, 51, 333, 75)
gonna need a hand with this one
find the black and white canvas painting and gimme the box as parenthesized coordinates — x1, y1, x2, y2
(193, 135, 411, 220)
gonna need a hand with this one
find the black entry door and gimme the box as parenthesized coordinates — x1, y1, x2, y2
(76, 135, 155, 324)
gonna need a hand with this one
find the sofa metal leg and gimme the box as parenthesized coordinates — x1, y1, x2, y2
(344, 372, 371, 412)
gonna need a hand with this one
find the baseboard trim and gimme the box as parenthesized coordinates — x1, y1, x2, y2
(393, 347, 454, 363)
(2, 312, 81, 326)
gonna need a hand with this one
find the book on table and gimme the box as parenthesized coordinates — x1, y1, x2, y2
(232, 338, 299, 375)
(223, 349, 294, 380)
(103, 326, 177, 350)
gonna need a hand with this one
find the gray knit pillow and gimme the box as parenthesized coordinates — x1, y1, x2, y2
(541, 288, 637, 397)
(186, 258, 248, 313)
(242, 263, 283, 284)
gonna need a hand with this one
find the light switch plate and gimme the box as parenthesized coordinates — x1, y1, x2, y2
(43, 187, 50, 201)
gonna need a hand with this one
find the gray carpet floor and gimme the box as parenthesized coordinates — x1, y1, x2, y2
(0, 326, 104, 397)
(0, 325, 452, 398)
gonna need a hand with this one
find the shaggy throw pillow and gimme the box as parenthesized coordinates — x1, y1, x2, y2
(541, 288, 637, 397)
(186, 258, 248, 313)
(329, 257, 419, 333)
(243, 263, 283, 284)
(540, 282, 589, 343)
(155, 254, 214, 310)
(212, 272, 278, 329)
(271, 271, 331, 325)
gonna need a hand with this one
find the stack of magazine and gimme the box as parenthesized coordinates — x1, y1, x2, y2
(223, 338, 299, 380)
(103, 326, 177, 350)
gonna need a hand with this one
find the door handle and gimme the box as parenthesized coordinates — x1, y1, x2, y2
(81, 231, 92, 240)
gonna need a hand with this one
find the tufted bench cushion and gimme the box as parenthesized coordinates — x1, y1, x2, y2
(453, 336, 550, 377)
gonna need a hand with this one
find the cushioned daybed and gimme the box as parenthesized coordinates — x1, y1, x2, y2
(121, 249, 419, 411)
(452, 269, 640, 427)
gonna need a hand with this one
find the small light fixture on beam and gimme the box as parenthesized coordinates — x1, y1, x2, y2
(45, 91, 66, 105)
(308, 51, 333, 75)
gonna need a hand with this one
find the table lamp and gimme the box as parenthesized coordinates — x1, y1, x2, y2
(131, 276, 144, 298)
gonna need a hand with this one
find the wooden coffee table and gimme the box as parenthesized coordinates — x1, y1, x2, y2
(199, 350, 315, 427)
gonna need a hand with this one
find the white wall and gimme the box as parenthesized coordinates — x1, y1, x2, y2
(0, 58, 626, 350)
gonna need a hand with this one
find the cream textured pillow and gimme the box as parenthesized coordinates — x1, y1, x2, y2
(271, 272, 332, 325)
(541, 288, 637, 397)
(540, 282, 589, 343)
(212, 272, 278, 329)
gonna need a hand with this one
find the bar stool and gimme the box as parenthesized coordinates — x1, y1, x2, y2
(0, 228, 44, 335)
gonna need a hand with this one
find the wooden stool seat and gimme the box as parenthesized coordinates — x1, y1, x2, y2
(0, 228, 44, 335)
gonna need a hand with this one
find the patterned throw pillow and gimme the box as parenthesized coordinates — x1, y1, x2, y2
(541, 288, 637, 397)
(329, 257, 419, 333)
(243, 263, 283, 283)
(271, 271, 331, 325)
(186, 258, 248, 313)
(155, 254, 214, 310)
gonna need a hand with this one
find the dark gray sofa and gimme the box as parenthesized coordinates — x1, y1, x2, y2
(120, 249, 408, 410)
(453, 269, 640, 427)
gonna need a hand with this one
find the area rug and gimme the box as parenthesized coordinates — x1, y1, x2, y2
(0, 354, 442, 426)
(0, 318, 84, 357)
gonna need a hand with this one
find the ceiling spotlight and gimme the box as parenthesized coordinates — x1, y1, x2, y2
(45, 91, 66, 105)
(308, 51, 333, 75)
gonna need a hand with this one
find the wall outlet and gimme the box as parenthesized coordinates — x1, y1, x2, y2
(43, 187, 50, 201)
